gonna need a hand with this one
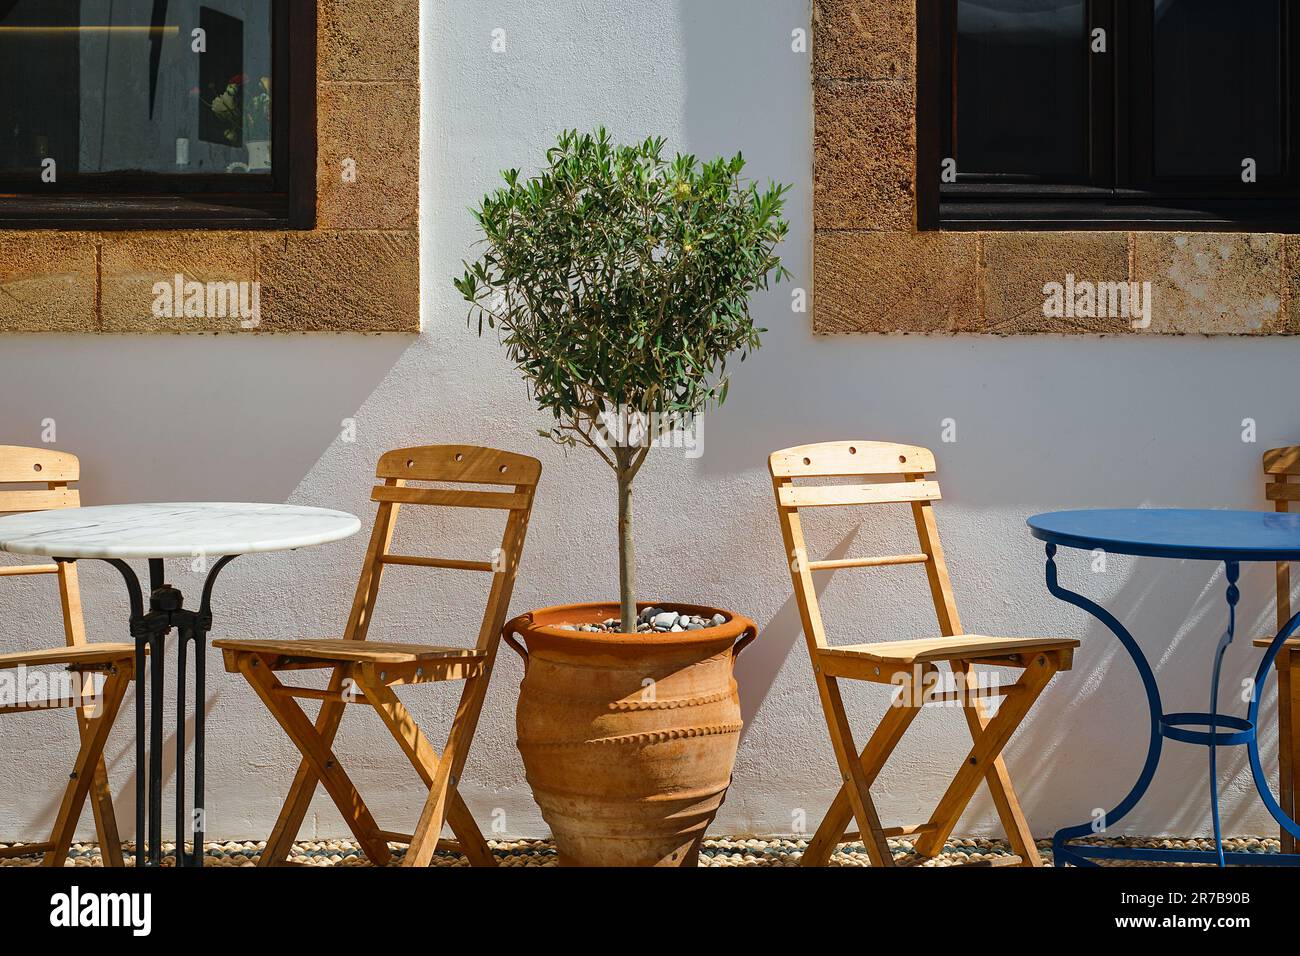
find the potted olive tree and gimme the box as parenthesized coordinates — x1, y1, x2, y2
(457, 129, 790, 866)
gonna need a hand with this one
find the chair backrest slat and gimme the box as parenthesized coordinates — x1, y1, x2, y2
(769, 440, 960, 650)
(345, 446, 541, 654)
(1265, 447, 1300, 476)
(0, 488, 80, 513)
(1267, 482, 1300, 503)
(770, 441, 936, 479)
(777, 480, 941, 509)
(371, 485, 530, 511)
(377, 445, 542, 486)
(0, 445, 79, 485)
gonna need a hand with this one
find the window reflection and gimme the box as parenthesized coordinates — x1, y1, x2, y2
(0, 0, 273, 180)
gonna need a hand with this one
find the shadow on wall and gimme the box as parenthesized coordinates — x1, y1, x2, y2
(0, 335, 410, 504)
(734, 526, 859, 732)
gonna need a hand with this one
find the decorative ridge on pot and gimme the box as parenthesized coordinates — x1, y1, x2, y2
(504, 600, 756, 654)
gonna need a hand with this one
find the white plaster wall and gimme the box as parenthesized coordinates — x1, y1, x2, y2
(1, 0, 1296, 843)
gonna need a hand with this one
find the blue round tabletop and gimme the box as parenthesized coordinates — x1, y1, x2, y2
(1028, 508, 1300, 562)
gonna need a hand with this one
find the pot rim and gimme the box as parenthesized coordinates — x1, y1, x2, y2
(505, 600, 756, 649)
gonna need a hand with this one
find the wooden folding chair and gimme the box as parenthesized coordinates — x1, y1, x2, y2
(215, 445, 540, 868)
(0, 445, 136, 867)
(1255, 446, 1300, 853)
(769, 441, 1077, 867)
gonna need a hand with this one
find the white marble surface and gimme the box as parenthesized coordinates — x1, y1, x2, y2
(0, 503, 361, 559)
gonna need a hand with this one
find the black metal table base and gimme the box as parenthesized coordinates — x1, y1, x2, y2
(57, 555, 238, 868)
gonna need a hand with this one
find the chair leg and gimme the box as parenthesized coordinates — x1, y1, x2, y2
(914, 654, 1058, 858)
(85, 759, 123, 867)
(44, 668, 131, 867)
(812, 673, 894, 867)
(952, 660, 1043, 867)
(403, 674, 492, 868)
(237, 657, 391, 866)
(78, 725, 124, 866)
(65, 670, 124, 867)
(259, 664, 352, 866)
(358, 676, 497, 867)
(804, 689, 923, 867)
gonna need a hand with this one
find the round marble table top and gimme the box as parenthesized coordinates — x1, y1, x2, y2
(0, 503, 362, 560)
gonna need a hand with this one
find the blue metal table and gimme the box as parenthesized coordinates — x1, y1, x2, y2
(1029, 508, 1300, 867)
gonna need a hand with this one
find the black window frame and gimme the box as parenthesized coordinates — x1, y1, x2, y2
(0, 0, 316, 230)
(918, 0, 1300, 231)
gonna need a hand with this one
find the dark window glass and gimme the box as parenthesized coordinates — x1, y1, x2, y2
(923, 0, 1300, 230)
(1152, 0, 1283, 178)
(0, 0, 274, 183)
(956, 0, 1089, 178)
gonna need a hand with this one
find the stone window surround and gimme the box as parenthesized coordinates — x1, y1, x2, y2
(813, 0, 1297, 335)
(0, 0, 419, 334)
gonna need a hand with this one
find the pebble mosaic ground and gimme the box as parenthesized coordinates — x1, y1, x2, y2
(0, 836, 1284, 867)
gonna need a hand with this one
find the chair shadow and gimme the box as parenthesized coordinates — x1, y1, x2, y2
(735, 527, 860, 735)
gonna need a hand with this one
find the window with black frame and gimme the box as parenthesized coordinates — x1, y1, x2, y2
(0, 0, 315, 229)
(919, 0, 1300, 230)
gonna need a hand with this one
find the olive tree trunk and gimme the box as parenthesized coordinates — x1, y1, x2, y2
(615, 447, 637, 633)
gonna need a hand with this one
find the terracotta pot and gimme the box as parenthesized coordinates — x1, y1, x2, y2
(504, 601, 757, 867)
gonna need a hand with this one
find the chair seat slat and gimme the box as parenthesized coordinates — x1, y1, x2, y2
(0, 643, 138, 671)
(818, 634, 1078, 666)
